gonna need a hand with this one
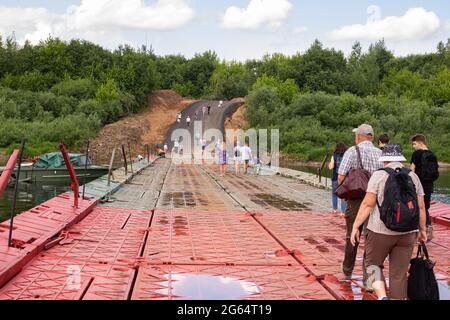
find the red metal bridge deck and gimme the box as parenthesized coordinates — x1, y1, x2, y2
(0, 202, 448, 300)
(0, 159, 449, 300)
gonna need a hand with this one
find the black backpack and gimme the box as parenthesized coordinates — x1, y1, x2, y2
(417, 151, 439, 182)
(408, 243, 440, 300)
(377, 167, 420, 232)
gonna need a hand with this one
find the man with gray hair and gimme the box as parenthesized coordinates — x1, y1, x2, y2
(338, 124, 383, 283)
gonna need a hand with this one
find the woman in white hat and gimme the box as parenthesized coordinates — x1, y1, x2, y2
(350, 144, 427, 300)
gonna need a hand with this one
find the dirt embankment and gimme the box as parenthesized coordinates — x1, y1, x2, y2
(90, 90, 194, 164)
(224, 98, 249, 131)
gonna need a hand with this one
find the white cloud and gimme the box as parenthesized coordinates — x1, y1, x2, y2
(222, 0, 292, 30)
(293, 26, 308, 34)
(0, 7, 62, 43)
(69, 0, 194, 31)
(0, 0, 195, 45)
(329, 7, 440, 41)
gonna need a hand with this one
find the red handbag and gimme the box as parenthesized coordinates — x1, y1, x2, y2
(336, 146, 372, 200)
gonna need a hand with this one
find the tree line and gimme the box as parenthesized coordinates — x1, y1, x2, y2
(0, 36, 449, 161)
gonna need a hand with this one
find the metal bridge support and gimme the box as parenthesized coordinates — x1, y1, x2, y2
(0, 150, 19, 199)
(60, 142, 80, 208)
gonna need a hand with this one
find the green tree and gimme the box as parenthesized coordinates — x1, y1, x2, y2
(95, 79, 119, 102)
(182, 51, 219, 98)
(36, 37, 73, 78)
(292, 40, 347, 94)
(209, 62, 251, 100)
(345, 42, 380, 96)
(259, 53, 294, 80)
(253, 75, 300, 105)
(245, 85, 283, 127)
(156, 55, 187, 89)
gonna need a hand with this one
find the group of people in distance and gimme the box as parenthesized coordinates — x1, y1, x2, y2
(216, 140, 253, 177)
(328, 124, 439, 300)
(176, 102, 220, 127)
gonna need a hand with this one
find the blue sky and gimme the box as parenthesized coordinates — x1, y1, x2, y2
(0, 1, 449, 60)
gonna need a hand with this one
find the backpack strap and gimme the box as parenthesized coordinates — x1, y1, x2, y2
(355, 146, 364, 170)
(378, 167, 395, 174)
(375, 167, 396, 210)
(400, 167, 412, 175)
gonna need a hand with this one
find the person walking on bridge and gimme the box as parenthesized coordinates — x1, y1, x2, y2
(329, 142, 348, 214)
(207, 105, 211, 115)
(338, 124, 382, 284)
(218, 141, 228, 177)
(202, 106, 206, 116)
(186, 116, 191, 127)
(378, 133, 390, 151)
(233, 141, 242, 175)
(351, 144, 427, 300)
(179, 142, 184, 156)
(410, 134, 439, 241)
(173, 140, 179, 155)
(240, 142, 253, 175)
(200, 138, 207, 156)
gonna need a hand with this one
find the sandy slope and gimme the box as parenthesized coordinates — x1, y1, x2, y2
(90, 90, 194, 164)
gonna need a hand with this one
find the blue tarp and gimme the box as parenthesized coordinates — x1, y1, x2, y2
(34, 153, 91, 169)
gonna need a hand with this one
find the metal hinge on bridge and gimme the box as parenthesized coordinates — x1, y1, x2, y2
(44, 231, 74, 250)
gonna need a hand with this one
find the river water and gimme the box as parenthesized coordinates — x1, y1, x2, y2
(0, 180, 91, 223)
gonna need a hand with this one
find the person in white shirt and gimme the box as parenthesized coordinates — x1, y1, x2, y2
(173, 140, 179, 154)
(186, 116, 191, 127)
(240, 143, 253, 174)
(218, 100, 223, 109)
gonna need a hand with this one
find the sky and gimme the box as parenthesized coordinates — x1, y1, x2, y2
(0, 0, 449, 60)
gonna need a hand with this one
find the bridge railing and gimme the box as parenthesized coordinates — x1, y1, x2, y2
(317, 152, 330, 187)
(59, 142, 80, 208)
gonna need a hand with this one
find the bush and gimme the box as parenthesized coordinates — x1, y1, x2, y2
(246, 86, 450, 162)
(253, 75, 300, 105)
(6, 141, 57, 158)
(1, 71, 58, 92)
(51, 78, 97, 100)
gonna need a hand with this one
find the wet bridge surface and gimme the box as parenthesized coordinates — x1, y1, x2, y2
(0, 158, 449, 300)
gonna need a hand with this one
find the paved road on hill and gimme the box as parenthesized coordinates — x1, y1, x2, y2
(165, 100, 242, 151)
